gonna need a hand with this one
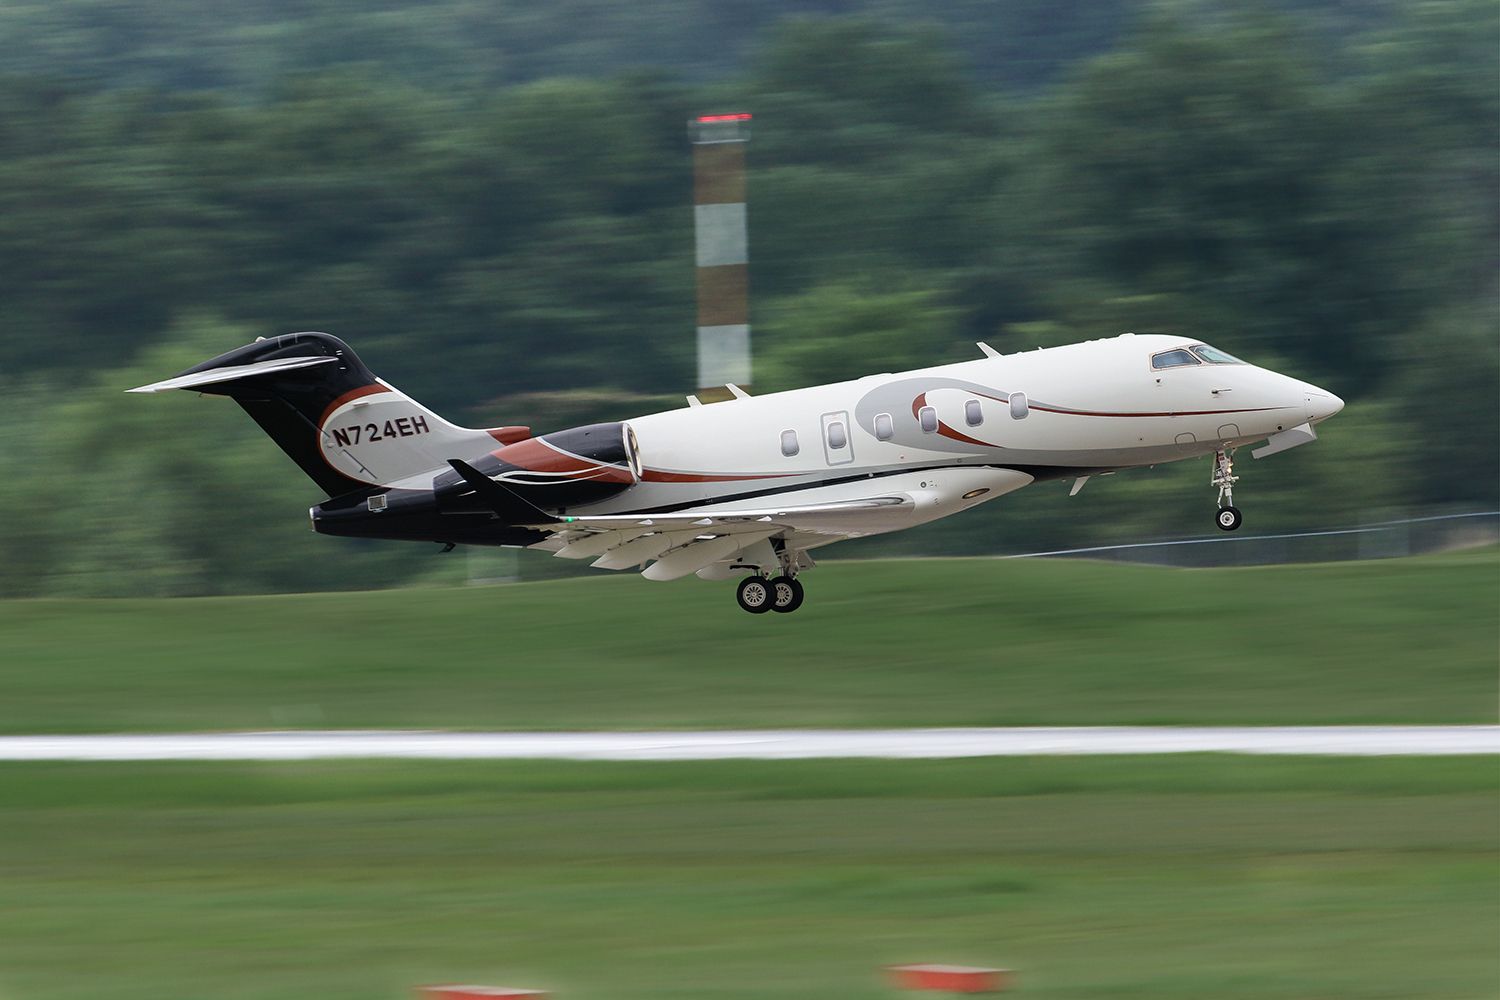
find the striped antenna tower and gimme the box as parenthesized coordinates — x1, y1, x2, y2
(689, 113, 752, 402)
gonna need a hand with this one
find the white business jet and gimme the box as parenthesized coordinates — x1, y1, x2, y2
(131, 332, 1341, 613)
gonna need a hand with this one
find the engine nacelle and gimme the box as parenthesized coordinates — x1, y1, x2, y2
(433, 421, 641, 512)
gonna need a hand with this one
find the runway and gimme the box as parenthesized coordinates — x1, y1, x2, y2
(0, 726, 1495, 761)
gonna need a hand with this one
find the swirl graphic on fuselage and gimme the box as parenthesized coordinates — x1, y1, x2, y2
(854, 376, 1014, 454)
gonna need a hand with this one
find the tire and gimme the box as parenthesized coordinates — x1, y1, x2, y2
(769, 576, 805, 614)
(1216, 505, 1243, 532)
(736, 575, 773, 614)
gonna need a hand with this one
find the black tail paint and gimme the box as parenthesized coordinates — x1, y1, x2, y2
(177, 332, 378, 496)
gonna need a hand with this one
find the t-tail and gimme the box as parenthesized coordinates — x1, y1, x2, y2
(129, 332, 642, 546)
(128, 332, 514, 496)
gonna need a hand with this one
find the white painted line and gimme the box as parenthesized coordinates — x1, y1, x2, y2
(1002, 510, 1498, 559)
(0, 727, 1495, 761)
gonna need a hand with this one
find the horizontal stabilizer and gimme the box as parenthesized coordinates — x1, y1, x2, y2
(126, 356, 338, 394)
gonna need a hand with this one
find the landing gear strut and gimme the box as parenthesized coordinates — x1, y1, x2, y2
(1213, 448, 1242, 531)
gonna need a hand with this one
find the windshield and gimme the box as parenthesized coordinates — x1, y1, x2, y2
(1190, 344, 1244, 364)
(1151, 348, 1200, 370)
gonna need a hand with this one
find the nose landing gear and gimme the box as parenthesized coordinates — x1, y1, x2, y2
(1213, 448, 1243, 531)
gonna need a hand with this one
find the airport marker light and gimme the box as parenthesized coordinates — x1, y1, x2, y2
(888, 963, 1013, 993)
(690, 112, 752, 399)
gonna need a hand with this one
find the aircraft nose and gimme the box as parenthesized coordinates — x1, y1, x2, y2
(1305, 387, 1344, 424)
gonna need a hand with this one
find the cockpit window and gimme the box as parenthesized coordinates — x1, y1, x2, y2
(1150, 349, 1201, 370)
(1189, 344, 1244, 365)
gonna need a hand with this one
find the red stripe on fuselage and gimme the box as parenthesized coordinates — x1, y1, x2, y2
(936, 423, 992, 447)
(1027, 404, 1287, 418)
(913, 390, 996, 447)
(486, 426, 532, 445)
(493, 437, 636, 484)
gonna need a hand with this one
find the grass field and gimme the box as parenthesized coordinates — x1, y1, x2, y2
(0, 756, 1494, 1000)
(1, 549, 1496, 733)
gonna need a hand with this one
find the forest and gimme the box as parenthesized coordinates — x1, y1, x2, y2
(0, 0, 1494, 595)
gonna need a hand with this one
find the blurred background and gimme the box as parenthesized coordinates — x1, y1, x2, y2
(0, 0, 1494, 596)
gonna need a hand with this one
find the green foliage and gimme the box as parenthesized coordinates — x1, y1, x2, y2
(754, 282, 965, 390)
(0, 0, 1493, 594)
(0, 315, 431, 597)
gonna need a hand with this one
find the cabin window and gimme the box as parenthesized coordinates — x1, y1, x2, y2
(1010, 392, 1029, 420)
(780, 429, 799, 457)
(874, 412, 894, 441)
(964, 399, 983, 427)
(1190, 343, 1244, 365)
(918, 405, 938, 433)
(1151, 349, 1201, 370)
(825, 420, 848, 450)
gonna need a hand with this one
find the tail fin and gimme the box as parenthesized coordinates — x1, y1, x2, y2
(129, 332, 500, 496)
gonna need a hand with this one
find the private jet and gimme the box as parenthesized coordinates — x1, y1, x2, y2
(130, 332, 1342, 613)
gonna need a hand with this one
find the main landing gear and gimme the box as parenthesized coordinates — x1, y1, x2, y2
(1213, 448, 1243, 531)
(736, 574, 805, 614)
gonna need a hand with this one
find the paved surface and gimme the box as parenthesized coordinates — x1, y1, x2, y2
(0, 727, 1494, 761)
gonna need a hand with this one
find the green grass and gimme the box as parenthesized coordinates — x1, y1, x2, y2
(0, 548, 1494, 734)
(2, 548, 1495, 733)
(0, 756, 1493, 1000)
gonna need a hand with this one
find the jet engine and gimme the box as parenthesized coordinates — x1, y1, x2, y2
(432, 421, 641, 512)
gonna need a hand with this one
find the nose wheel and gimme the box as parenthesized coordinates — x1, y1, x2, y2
(736, 574, 804, 614)
(1213, 448, 1243, 531)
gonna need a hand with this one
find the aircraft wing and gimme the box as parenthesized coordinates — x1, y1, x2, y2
(534, 495, 910, 535)
(446, 462, 1030, 579)
(526, 494, 912, 579)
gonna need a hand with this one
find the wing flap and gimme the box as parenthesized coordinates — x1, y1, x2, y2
(537, 495, 909, 534)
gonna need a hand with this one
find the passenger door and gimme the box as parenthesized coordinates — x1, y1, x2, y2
(820, 410, 855, 466)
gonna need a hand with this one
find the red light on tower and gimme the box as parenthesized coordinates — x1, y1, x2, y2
(690, 113, 752, 144)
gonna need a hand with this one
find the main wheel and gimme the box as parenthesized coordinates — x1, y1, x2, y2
(769, 575, 805, 614)
(1216, 505, 1243, 531)
(736, 575, 773, 614)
